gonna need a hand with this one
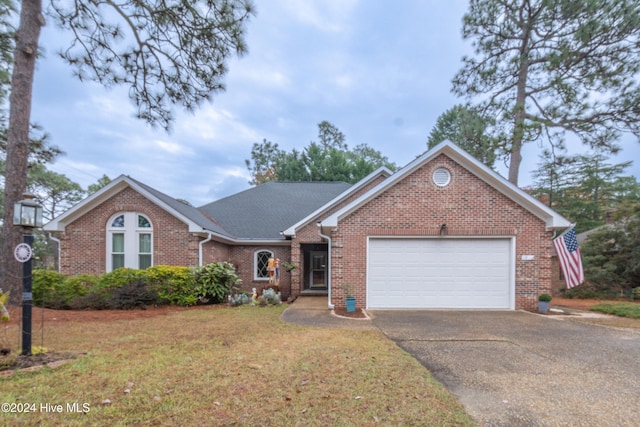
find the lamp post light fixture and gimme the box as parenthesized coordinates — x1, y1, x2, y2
(13, 194, 43, 356)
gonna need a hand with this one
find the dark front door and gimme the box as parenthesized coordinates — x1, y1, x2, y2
(309, 251, 327, 289)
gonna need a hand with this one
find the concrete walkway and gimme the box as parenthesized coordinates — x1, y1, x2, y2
(280, 296, 375, 330)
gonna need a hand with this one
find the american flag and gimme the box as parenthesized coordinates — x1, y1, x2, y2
(553, 227, 584, 289)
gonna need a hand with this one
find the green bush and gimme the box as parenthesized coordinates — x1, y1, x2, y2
(146, 265, 198, 306)
(68, 291, 110, 310)
(581, 214, 640, 295)
(99, 268, 147, 291)
(538, 293, 552, 302)
(34, 270, 102, 309)
(107, 279, 161, 309)
(32, 270, 65, 307)
(33, 264, 239, 310)
(193, 262, 241, 304)
(560, 284, 618, 300)
(61, 274, 99, 303)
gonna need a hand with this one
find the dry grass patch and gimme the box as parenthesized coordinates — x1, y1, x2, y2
(0, 305, 473, 426)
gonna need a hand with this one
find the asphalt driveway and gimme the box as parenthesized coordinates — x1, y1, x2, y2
(370, 310, 640, 427)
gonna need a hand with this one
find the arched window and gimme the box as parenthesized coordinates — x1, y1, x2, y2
(254, 249, 274, 280)
(107, 212, 153, 271)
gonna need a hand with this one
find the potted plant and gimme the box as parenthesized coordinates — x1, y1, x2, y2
(343, 283, 356, 313)
(538, 293, 552, 314)
(282, 261, 297, 272)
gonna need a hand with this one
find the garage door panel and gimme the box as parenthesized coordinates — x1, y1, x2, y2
(368, 238, 512, 309)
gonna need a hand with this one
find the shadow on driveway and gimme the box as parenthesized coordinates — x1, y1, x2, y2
(370, 310, 640, 426)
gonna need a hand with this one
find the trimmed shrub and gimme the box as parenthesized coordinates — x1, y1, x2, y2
(193, 262, 241, 304)
(146, 265, 198, 306)
(107, 279, 160, 309)
(560, 283, 618, 300)
(99, 268, 147, 292)
(59, 275, 99, 307)
(32, 270, 65, 307)
(69, 291, 110, 310)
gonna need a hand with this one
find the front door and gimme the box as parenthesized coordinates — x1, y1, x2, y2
(309, 251, 327, 289)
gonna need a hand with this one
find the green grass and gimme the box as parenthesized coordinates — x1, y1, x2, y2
(590, 302, 640, 319)
(0, 306, 474, 426)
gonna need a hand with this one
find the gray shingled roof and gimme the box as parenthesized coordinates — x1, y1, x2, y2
(129, 177, 231, 238)
(198, 181, 352, 240)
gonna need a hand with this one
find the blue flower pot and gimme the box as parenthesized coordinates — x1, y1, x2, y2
(346, 296, 356, 313)
(538, 301, 550, 314)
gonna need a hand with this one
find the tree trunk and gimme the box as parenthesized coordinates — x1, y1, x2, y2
(0, 0, 44, 306)
(509, 50, 530, 186)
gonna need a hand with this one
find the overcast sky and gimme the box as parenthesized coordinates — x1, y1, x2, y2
(31, 0, 640, 207)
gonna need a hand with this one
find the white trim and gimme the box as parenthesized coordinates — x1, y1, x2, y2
(366, 235, 516, 310)
(323, 141, 571, 231)
(253, 249, 274, 281)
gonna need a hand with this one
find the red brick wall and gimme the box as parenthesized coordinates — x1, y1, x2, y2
(201, 240, 231, 266)
(228, 245, 292, 299)
(59, 187, 201, 275)
(290, 174, 389, 296)
(329, 155, 553, 311)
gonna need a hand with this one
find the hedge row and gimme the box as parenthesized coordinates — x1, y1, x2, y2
(32, 263, 241, 310)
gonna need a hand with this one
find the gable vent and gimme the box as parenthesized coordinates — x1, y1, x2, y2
(433, 168, 451, 187)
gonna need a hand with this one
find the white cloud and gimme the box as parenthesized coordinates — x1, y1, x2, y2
(175, 106, 262, 149)
(280, 0, 359, 33)
(152, 139, 187, 155)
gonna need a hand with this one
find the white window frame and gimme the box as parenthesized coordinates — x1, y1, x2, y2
(106, 212, 153, 271)
(254, 249, 274, 281)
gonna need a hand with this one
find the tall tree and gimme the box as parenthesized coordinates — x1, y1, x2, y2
(87, 174, 111, 195)
(581, 209, 640, 295)
(453, 0, 640, 185)
(531, 149, 639, 232)
(244, 139, 285, 185)
(1, 0, 255, 304)
(27, 163, 85, 221)
(530, 149, 576, 208)
(427, 104, 499, 168)
(245, 122, 396, 185)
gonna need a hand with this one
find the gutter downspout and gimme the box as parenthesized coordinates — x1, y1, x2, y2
(48, 233, 61, 272)
(199, 232, 213, 267)
(317, 222, 334, 309)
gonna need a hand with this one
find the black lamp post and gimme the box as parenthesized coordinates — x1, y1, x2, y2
(13, 194, 43, 356)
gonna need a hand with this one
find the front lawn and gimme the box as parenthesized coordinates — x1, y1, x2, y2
(589, 302, 640, 319)
(0, 305, 473, 426)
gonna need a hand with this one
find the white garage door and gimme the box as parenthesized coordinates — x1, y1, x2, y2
(368, 238, 512, 309)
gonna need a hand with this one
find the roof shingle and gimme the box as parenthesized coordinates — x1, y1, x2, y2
(198, 181, 352, 239)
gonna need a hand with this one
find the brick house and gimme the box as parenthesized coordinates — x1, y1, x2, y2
(44, 141, 571, 310)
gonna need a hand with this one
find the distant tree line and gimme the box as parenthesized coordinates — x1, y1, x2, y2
(245, 121, 397, 185)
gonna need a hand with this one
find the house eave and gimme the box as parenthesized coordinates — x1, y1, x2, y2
(42, 175, 217, 234)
